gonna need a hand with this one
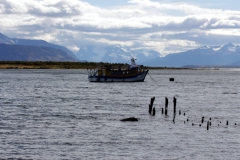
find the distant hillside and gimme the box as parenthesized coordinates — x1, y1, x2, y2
(12, 38, 78, 60)
(0, 33, 79, 61)
(0, 43, 77, 61)
(144, 43, 240, 67)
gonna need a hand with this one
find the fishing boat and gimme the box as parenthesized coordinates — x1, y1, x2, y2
(88, 58, 148, 82)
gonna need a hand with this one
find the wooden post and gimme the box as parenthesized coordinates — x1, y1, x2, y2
(207, 121, 209, 130)
(226, 121, 228, 125)
(152, 107, 155, 116)
(179, 110, 181, 115)
(149, 104, 152, 115)
(173, 97, 177, 114)
(201, 116, 204, 123)
(165, 97, 168, 115)
(162, 108, 164, 114)
(149, 97, 155, 115)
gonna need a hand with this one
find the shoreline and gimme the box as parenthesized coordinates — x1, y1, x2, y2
(2, 61, 239, 70)
(0, 61, 193, 70)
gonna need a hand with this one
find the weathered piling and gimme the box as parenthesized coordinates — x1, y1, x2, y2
(150, 97, 155, 106)
(149, 97, 155, 116)
(162, 108, 164, 114)
(173, 112, 176, 123)
(201, 116, 204, 123)
(152, 107, 156, 116)
(165, 97, 168, 115)
(173, 97, 177, 114)
(207, 121, 209, 130)
(179, 110, 181, 115)
(149, 104, 152, 115)
(226, 121, 228, 125)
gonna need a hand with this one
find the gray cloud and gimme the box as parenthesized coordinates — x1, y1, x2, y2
(1, 0, 240, 55)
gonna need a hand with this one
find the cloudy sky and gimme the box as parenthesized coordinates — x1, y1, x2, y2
(1, 0, 240, 56)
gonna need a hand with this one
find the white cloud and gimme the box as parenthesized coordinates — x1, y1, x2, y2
(1, 0, 240, 55)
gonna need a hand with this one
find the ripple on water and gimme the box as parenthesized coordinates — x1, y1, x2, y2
(0, 69, 240, 159)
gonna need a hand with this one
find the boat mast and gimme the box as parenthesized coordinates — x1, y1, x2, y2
(131, 58, 136, 65)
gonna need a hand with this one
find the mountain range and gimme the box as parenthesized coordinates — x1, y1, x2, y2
(144, 43, 240, 67)
(1, 32, 240, 67)
(76, 43, 240, 67)
(0, 33, 78, 61)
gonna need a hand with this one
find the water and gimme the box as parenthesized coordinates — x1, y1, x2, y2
(0, 69, 240, 159)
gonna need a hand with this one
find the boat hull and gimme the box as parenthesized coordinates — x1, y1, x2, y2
(88, 70, 148, 82)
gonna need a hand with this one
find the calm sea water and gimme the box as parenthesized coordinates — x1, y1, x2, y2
(0, 69, 240, 159)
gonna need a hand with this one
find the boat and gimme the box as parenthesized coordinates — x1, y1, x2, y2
(88, 58, 149, 82)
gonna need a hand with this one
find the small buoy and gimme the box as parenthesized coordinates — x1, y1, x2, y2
(235, 123, 237, 125)
(169, 78, 174, 81)
(187, 119, 189, 121)
(199, 124, 201, 127)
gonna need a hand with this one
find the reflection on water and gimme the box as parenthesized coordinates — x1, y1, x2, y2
(0, 69, 240, 159)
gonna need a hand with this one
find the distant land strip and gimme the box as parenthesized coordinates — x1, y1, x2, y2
(0, 61, 191, 70)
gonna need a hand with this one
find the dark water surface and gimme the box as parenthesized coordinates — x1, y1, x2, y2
(0, 69, 240, 159)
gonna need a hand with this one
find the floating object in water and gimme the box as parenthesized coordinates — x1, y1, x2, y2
(120, 117, 138, 122)
(169, 78, 174, 81)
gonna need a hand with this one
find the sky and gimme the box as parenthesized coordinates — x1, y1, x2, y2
(1, 0, 240, 56)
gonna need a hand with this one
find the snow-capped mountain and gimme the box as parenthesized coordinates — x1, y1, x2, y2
(144, 43, 240, 67)
(76, 45, 160, 64)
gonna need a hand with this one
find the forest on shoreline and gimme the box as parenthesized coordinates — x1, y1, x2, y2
(0, 61, 189, 70)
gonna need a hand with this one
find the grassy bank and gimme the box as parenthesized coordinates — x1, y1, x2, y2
(0, 61, 191, 70)
(0, 61, 127, 69)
